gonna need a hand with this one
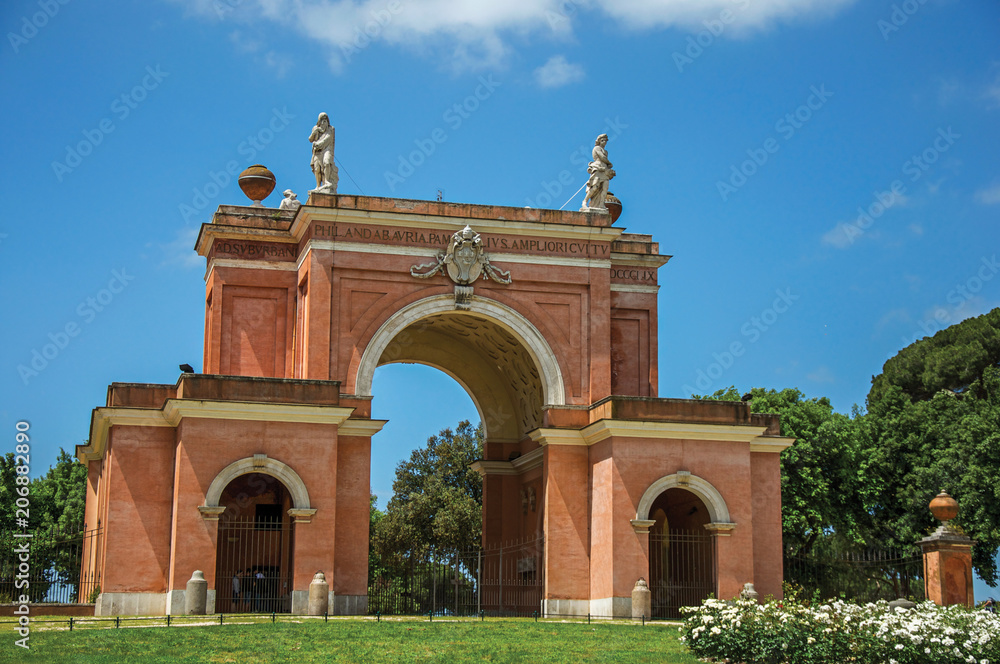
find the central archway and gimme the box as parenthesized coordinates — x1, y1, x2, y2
(355, 295, 566, 442)
(359, 296, 556, 616)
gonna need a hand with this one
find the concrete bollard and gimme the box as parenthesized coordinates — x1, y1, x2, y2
(308, 571, 330, 616)
(185, 570, 208, 615)
(631, 578, 651, 620)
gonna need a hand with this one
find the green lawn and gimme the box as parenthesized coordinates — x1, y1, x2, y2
(2, 618, 701, 663)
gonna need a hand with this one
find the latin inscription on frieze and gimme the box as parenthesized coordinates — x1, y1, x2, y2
(310, 222, 610, 257)
(211, 241, 297, 261)
(611, 267, 657, 284)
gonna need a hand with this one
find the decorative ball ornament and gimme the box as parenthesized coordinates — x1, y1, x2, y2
(238, 164, 276, 207)
(929, 491, 959, 523)
(605, 192, 623, 223)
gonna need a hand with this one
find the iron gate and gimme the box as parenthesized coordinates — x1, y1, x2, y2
(215, 517, 294, 613)
(649, 528, 716, 620)
(369, 537, 543, 617)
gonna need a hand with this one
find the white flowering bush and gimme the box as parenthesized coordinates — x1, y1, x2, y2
(680, 596, 1000, 664)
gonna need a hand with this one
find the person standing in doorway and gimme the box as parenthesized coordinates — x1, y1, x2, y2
(231, 570, 242, 610)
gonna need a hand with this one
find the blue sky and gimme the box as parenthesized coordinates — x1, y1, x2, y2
(1, 1, 997, 595)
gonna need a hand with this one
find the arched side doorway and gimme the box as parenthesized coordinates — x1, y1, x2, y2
(637, 473, 732, 620)
(203, 457, 314, 614)
(214, 473, 295, 613)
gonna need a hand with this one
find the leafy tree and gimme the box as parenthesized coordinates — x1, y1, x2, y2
(31, 449, 87, 533)
(869, 307, 1000, 403)
(1, 448, 88, 601)
(374, 420, 483, 555)
(0, 453, 21, 533)
(861, 366, 1000, 585)
(694, 387, 865, 556)
(0, 448, 86, 534)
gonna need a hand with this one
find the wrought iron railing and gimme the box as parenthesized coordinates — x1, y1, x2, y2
(783, 544, 925, 603)
(0, 525, 102, 604)
(369, 537, 543, 617)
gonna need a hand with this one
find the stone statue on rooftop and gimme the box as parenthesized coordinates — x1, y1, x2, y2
(581, 133, 616, 212)
(309, 112, 338, 194)
(279, 189, 301, 211)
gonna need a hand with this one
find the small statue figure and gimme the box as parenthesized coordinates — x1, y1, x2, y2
(278, 189, 301, 211)
(581, 133, 616, 211)
(309, 112, 338, 194)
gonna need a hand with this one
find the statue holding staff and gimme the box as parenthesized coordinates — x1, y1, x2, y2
(309, 112, 338, 194)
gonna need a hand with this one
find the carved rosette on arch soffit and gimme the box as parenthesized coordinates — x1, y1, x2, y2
(410, 225, 512, 309)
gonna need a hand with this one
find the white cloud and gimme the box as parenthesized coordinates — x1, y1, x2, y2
(936, 77, 961, 106)
(806, 366, 835, 384)
(168, 0, 857, 72)
(229, 29, 261, 53)
(820, 223, 856, 249)
(985, 67, 1000, 109)
(820, 188, 907, 249)
(157, 227, 203, 269)
(921, 296, 992, 330)
(976, 182, 1000, 205)
(534, 55, 584, 88)
(875, 308, 910, 332)
(263, 50, 294, 77)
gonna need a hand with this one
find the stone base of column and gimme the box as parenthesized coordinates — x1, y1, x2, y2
(589, 596, 632, 618)
(96, 592, 168, 616)
(163, 589, 217, 616)
(331, 594, 367, 615)
(542, 598, 631, 618)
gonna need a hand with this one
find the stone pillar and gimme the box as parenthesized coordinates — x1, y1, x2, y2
(631, 579, 651, 619)
(185, 570, 208, 615)
(919, 492, 974, 608)
(308, 571, 330, 616)
(704, 522, 738, 599)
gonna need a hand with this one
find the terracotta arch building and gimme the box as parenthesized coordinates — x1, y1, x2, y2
(77, 193, 793, 616)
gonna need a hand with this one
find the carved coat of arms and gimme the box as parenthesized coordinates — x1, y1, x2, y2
(411, 225, 511, 309)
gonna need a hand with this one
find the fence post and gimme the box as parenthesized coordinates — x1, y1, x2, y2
(167, 614, 170, 627)
(477, 549, 482, 617)
(69, 617, 73, 632)
(115, 616, 120, 629)
(499, 546, 503, 616)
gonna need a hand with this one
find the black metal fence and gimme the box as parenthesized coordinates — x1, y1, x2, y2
(784, 545, 925, 603)
(0, 526, 101, 604)
(649, 529, 716, 620)
(369, 537, 543, 617)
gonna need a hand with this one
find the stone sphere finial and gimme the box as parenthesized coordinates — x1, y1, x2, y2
(238, 164, 276, 207)
(929, 491, 959, 523)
